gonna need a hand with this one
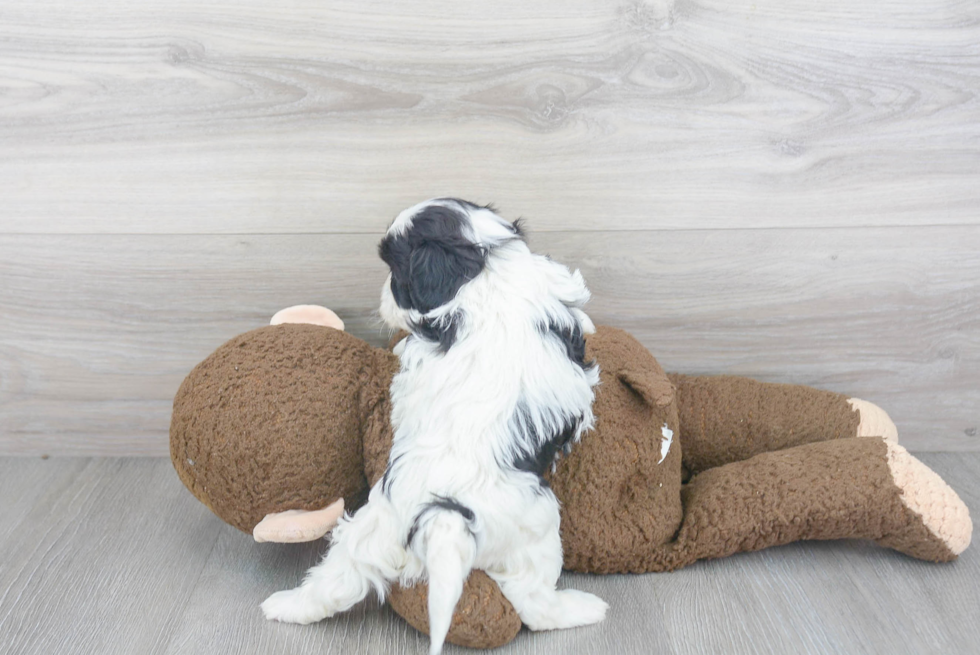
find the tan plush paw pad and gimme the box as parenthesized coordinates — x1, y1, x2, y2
(270, 305, 345, 330)
(847, 398, 898, 443)
(886, 443, 972, 556)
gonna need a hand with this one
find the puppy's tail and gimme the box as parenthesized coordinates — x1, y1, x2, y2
(420, 510, 476, 655)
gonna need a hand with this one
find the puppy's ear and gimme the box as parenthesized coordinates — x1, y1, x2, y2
(408, 241, 483, 313)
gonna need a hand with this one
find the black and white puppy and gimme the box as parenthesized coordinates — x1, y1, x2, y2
(262, 198, 606, 654)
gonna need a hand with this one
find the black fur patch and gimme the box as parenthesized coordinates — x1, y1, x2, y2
(412, 310, 463, 353)
(378, 204, 487, 314)
(406, 495, 476, 547)
(545, 320, 592, 370)
(509, 405, 582, 481)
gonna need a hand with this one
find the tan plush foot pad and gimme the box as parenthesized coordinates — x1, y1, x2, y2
(270, 305, 345, 331)
(885, 442, 972, 556)
(848, 398, 898, 443)
(253, 499, 345, 543)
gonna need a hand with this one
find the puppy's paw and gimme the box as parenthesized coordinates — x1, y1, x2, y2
(261, 586, 330, 625)
(555, 589, 608, 628)
(525, 589, 608, 631)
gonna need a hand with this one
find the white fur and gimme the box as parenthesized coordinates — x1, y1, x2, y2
(262, 200, 607, 652)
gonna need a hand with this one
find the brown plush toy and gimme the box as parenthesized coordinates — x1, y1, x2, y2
(170, 306, 972, 649)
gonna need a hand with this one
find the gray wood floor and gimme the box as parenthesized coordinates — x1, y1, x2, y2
(1, 454, 977, 655)
(2, 0, 978, 456)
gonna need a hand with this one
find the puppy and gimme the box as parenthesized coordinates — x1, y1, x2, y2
(262, 198, 607, 653)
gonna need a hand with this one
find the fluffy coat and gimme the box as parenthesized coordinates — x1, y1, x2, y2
(261, 199, 607, 653)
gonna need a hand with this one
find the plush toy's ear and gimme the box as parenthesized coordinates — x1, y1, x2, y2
(618, 368, 675, 409)
(270, 305, 345, 330)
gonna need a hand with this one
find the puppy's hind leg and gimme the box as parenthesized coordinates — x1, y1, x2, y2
(262, 491, 403, 625)
(487, 528, 607, 631)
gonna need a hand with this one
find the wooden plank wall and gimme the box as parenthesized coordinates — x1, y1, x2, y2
(1, 0, 978, 454)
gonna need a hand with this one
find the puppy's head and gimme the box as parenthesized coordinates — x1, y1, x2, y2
(378, 198, 522, 335)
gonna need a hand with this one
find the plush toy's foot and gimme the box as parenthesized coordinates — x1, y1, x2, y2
(848, 398, 898, 443)
(252, 499, 345, 543)
(270, 305, 345, 330)
(880, 442, 972, 560)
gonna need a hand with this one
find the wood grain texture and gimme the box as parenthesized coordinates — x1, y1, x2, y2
(1, 0, 978, 233)
(1, 0, 978, 455)
(0, 459, 224, 655)
(0, 455, 976, 654)
(2, 227, 977, 454)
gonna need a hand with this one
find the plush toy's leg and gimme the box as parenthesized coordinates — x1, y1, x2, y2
(668, 374, 895, 474)
(484, 526, 608, 631)
(659, 438, 970, 571)
(261, 493, 403, 624)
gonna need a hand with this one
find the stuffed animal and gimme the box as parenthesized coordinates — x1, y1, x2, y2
(170, 306, 972, 649)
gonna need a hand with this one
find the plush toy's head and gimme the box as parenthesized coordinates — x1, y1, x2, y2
(170, 324, 399, 534)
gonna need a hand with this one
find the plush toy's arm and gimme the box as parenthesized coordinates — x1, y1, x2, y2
(651, 437, 970, 571)
(668, 373, 895, 475)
